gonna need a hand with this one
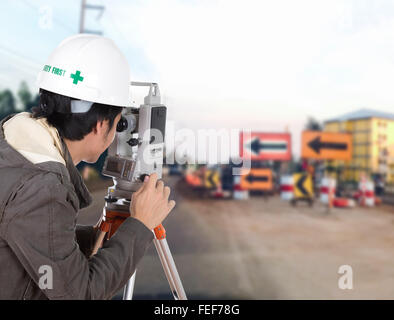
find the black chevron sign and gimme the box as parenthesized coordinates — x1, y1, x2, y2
(296, 174, 311, 197)
(205, 170, 219, 188)
(208, 172, 216, 187)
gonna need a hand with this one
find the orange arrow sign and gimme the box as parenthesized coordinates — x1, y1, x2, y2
(302, 131, 352, 160)
(240, 168, 273, 190)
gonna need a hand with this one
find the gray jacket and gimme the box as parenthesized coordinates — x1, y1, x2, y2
(0, 114, 153, 299)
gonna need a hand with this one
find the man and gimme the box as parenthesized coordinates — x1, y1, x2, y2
(0, 34, 175, 299)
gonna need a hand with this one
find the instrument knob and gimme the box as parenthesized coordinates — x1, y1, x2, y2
(139, 173, 149, 182)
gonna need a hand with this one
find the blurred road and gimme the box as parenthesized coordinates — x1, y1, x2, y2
(78, 175, 394, 300)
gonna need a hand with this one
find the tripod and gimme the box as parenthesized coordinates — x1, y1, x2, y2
(92, 209, 187, 300)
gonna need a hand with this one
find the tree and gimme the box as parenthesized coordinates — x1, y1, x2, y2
(304, 116, 323, 131)
(0, 89, 16, 119)
(17, 81, 32, 109)
(17, 81, 39, 111)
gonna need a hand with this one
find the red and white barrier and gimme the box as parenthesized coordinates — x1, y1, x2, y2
(359, 180, 375, 207)
(320, 177, 336, 204)
(280, 175, 294, 200)
(211, 184, 224, 198)
(233, 175, 249, 200)
(333, 198, 356, 208)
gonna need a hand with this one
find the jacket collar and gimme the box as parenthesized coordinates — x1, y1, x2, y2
(60, 137, 92, 209)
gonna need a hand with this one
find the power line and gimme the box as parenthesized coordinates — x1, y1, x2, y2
(0, 45, 41, 86)
(0, 45, 43, 68)
(0, 60, 37, 79)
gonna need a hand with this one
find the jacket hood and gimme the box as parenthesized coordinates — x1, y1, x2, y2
(0, 113, 92, 209)
(3, 112, 65, 165)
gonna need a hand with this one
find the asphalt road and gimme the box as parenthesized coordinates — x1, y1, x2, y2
(78, 175, 394, 300)
(78, 175, 241, 299)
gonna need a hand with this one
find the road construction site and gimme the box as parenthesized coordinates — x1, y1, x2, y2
(78, 175, 394, 300)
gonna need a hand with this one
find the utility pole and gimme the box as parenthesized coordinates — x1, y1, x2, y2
(79, 0, 105, 35)
(79, 0, 86, 33)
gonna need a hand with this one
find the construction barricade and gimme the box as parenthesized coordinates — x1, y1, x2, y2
(280, 175, 294, 201)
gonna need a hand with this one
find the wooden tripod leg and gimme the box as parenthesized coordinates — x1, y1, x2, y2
(90, 230, 107, 257)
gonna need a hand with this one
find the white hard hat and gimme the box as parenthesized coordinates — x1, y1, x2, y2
(37, 34, 131, 108)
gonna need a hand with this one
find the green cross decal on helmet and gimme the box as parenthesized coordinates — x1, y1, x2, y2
(70, 70, 84, 85)
(36, 34, 132, 107)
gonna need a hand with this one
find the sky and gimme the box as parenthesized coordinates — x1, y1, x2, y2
(1, 0, 394, 161)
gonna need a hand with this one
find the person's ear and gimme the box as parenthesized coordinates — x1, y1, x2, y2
(93, 120, 104, 135)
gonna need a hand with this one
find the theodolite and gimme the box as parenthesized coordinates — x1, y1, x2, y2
(92, 82, 187, 300)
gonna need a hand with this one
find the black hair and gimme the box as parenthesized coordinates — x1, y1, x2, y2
(32, 89, 122, 141)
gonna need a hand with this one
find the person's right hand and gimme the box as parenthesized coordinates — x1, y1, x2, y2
(129, 172, 176, 230)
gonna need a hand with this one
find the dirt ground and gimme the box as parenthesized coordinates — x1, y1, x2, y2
(78, 176, 394, 299)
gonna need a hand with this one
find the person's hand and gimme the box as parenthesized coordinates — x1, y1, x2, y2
(129, 173, 176, 230)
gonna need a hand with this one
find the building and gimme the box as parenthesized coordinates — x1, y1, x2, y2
(324, 108, 394, 189)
